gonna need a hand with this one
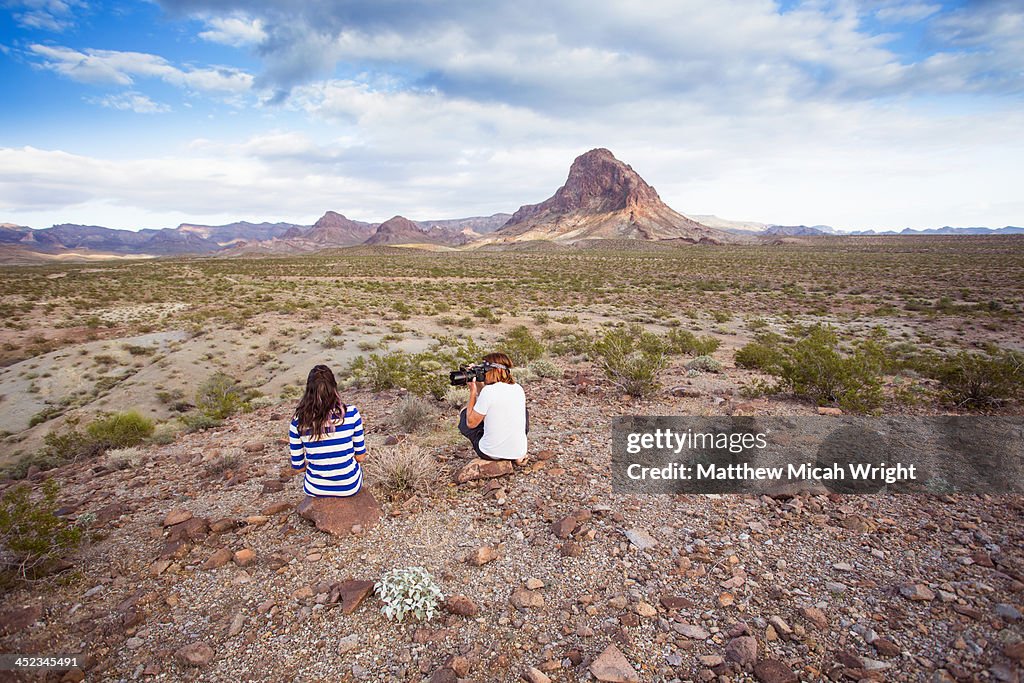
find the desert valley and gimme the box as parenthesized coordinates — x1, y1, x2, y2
(0, 149, 1022, 682)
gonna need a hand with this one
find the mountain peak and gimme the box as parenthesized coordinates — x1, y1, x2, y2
(495, 149, 736, 244)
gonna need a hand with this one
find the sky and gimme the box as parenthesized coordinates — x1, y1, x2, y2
(0, 0, 1022, 232)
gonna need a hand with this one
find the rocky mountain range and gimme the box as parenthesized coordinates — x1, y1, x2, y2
(3, 148, 1020, 262)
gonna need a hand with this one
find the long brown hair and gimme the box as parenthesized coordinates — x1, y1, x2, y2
(484, 352, 515, 384)
(294, 365, 343, 440)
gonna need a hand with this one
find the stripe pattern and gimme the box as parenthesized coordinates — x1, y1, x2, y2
(289, 404, 365, 497)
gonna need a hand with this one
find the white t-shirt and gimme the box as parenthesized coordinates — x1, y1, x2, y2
(474, 382, 528, 460)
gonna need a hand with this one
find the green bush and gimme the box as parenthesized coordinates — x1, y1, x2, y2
(686, 355, 723, 373)
(0, 479, 84, 581)
(344, 337, 484, 399)
(528, 358, 561, 379)
(497, 325, 545, 366)
(777, 326, 884, 413)
(665, 329, 721, 356)
(734, 334, 785, 371)
(195, 372, 256, 419)
(181, 413, 223, 432)
(593, 325, 666, 398)
(86, 411, 154, 449)
(933, 350, 1024, 408)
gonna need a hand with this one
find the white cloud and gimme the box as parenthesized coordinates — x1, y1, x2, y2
(198, 14, 267, 47)
(88, 91, 171, 114)
(28, 44, 255, 94)
(875, 3, 940, 23)
(5, 0, 85, 31)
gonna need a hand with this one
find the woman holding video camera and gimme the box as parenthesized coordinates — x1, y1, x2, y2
(458, 352, 529, 463)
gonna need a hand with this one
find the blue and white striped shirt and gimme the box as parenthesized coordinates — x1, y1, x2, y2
(289, 404, 365, 497)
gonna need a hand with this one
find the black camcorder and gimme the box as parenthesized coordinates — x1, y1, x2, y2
(449, 361, 504, 386)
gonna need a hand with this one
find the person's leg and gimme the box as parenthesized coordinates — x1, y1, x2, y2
(458, 408, 491, 459)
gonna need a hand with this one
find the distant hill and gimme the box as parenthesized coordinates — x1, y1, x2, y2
(364, 216, 458, 246)
(849, 226, 1024, 236)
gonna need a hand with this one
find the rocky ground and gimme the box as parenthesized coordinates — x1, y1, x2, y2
(1, 375, 1022, 683)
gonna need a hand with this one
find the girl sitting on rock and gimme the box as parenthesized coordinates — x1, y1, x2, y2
(289, 364, 366, 497)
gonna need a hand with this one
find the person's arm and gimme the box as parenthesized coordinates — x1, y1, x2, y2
(465, 380, 486, 428)
(350, 407, 367, 463)
(288, 419, 306, 471)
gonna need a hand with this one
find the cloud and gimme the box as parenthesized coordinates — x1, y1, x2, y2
(3, 0, 85, 31)
(87, 91, 171, 113)
(198, 14, 267, 47)
(154, 0, 1024, 106)
(28, 44, 255, 93)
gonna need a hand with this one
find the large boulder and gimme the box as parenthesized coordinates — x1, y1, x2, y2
(296, 489, 383, 536)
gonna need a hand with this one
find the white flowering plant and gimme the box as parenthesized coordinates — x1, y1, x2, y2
(374, 566, 444, 622)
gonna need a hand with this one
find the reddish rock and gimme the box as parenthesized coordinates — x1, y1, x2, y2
(162, 508, 192, 527)
(660, 595, 693, 610)
(328, 579, 375, 614)
(588, 643, 639, 682)
(800, 606, 829, 630)
(210, 518, 237, 533)
(261, 480, 285, 494)
(536, 450, 556, 461)
(296, 489, 383, 536)
(551, 515, 579, 539)
(899, 583, 935, 601)
(510, 587, 545, 610)
(754, 659, 797, 683)
(873, 637, 901, 657)
(261, 501, 292, 516)
(94, 502, 128, 526)
(175, 642, 214, 667)
(455, 458, 514, 483)
(466, 546, 499, 566)
(165, 517, 209, 543)
(444, 595, 480, 617)
(817, 407, 843, 416)
(242, 441, 265, 453)
(233, 549, 256, 567)
(202, 547, 233, 570)
(725, 636, 758, 666)
(1004, 641, 1024, 662)
(522, 667, 552, 683)
(0, 604, 41, 635)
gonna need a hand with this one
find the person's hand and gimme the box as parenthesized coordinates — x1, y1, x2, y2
(354, 453, 366, 464)
(468, 380, 481, 398)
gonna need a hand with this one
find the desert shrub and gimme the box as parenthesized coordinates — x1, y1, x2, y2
(528, 358, 560, 379)
(593, 325, 666, 398)
(777, 326, 884, 413)
(344, 337, 484, 399)
(734, 335, 785, 371)
(86, 411, 154, 449)
(515, 366, 538, 384)
(204, 452, 242, 477)
(149, 419, 182, 446)
(665, 329, 721, 356)
(443, 386, 469, 408)
(498, 325, 545, 365)
(375, 566, 444, 622)
(393, 395, 437, 433)
(105, 446, 145, 470)
(364, 442, 439, 500)
(932, 350, 1024, 408)
(546, 330, 594, 358)
(686, 355, 723, 373)
(0, 479, 84, 581)
(195, 372, 256, 419)
(181, 412, 223, 433)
